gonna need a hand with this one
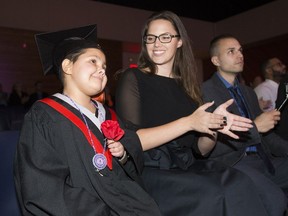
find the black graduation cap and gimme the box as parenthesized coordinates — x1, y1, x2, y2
(35, 24, 98, 76)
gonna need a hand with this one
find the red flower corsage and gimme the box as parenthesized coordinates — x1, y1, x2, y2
(101, 120, 125, 141)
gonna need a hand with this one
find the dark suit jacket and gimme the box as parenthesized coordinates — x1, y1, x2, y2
(201, 73, 288, 166)
(275, 74, 288, 141)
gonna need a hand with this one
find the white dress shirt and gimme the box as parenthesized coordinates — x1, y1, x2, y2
(254, 79, 278, 111)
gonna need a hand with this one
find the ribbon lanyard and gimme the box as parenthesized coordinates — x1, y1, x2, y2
(41, 98, 113, 170)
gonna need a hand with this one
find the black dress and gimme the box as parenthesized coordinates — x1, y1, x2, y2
(115, 68, 269, 216)
(13, 94, 162, 216)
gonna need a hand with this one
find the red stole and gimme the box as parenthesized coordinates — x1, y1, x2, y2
(41, 97, 116, 170)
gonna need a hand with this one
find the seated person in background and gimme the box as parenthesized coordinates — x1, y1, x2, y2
(93, 86, 114, 108)
(251, 75, 263, 89)
(250, 76, 271, 111)
(8, 82, 30, 108)
(13, 25, 162, 216)
(116, 10, 276, 216)
(0, 82, 10, 130)
(7, 83, 30, 127)
(254, 57, 286, 111)
(275, 74, 288, 141)
(0, 82, 8, 108)
(26, 80, 49, 108)
(202, 34, 288, 216)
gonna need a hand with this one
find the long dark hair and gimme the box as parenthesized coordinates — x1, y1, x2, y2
(138, 10, 202, 105)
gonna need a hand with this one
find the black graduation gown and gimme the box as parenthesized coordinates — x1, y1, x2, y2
(13, 96, 161, 216)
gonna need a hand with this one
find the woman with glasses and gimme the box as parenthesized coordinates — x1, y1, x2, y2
(115, 11, 270, 216)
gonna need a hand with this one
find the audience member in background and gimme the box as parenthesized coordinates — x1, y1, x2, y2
(8, 82, 29, 108)
(0, 82, 10, 130)
(250, 76, 271, 111)
(0, 82, 8, 108)
(254, 58, 286, 111)
(202, 34, 288, 216)
(116, 11, 274, 216)
(275, 73, 288, 141)
(27, 80, 49, 108)
(93, 86, 114, 108)
(7, 83, 30, 127)
(251, 75, 263, 89)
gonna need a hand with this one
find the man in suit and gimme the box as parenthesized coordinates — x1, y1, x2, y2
(202, 34, 288, 215)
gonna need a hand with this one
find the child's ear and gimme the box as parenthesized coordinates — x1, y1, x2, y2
(62, 59, 73, 75)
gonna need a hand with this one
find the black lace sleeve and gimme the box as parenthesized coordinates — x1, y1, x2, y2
(115, 69, 142, 131)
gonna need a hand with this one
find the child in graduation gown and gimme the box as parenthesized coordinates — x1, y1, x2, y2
(13, 25, 161, 216)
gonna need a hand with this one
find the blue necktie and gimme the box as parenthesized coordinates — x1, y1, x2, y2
(229, 86, 249, 118)
(229, 87, 257, 152)
(229, 86, 275, 174)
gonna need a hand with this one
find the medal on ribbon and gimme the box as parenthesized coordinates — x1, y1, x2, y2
(92, 153, 107, 170)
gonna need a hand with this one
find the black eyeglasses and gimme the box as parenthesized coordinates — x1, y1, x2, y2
(143, 33, 180, 44)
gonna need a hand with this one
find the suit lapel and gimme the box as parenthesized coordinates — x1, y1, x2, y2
(211, 73, 241, 115)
